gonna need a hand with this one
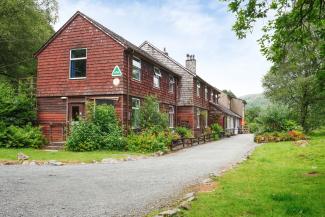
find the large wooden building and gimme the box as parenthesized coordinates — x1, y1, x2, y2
(35, 11, 245, 145)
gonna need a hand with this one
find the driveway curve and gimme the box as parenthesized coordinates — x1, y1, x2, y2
(0, 134, 256, 217)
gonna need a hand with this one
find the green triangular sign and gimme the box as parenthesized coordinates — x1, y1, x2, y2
(112, 65, 122, 77)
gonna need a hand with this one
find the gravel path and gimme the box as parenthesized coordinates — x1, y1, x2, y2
(0, 134, 256, 217)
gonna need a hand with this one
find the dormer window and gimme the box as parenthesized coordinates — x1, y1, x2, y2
(196, 80, 201, 97)
(205, 87, 208, 100)
(153, 67, 161, 88)
(210, 91, 214, 101)
(70, 48, 87, 79)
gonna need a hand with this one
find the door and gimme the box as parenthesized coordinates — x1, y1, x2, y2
(69, 103, 85, 124)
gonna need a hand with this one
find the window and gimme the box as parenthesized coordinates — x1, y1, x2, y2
(131, 98, 140, 128)
(95, 99, 115, 106)
(132, 57, 141, 81)
(196, 108, 200, 128)
(169, 76, 175, 93)
(205, 87, 208, 100)
(169, 106, 174, 128)
(205, 111, 208, 128)
(70, 48, 87, 78)
(196, 81, 201, 97)
(156, 102, 160, 112)
(153, 67, 161, 88)
(71, 106, 80, 121)
(210, 91, 214, 101)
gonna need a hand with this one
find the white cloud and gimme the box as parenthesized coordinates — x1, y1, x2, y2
(55, 0, 271, 96)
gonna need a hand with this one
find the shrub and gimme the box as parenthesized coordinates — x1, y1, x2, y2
(211, 123, 224, 140)
(66, 121, 102, 151)
(0, 82, 36, 127)
(257, 104, 291, 133)
(139, 96, 168, 131)
(247, 122, 259, 133)
(175, 127, 193, 139)
(66, 104, 125, 151)
(254, 131, 307, 143)
(0, 122, 45, 148)
(126, 130, 171, 153)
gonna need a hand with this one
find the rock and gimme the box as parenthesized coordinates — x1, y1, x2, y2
(183, 192, 195, 200)
(48, 160, 64, 166)
(202, 178, 213, 184)
(158, 208, 180, 216)
(17, 152, 29, 161)
(101, 158, 119, 164)
(209, 172, 218, 178)
(186, 196, 196, 202)
(179, 201, 191, 210)
(29, 161, 37, 166)
(22, 161, 30, 165)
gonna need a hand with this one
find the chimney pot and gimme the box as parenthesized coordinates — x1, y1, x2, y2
(185, 53, 196, 74)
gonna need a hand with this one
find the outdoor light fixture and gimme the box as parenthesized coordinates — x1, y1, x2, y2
(60, 96, 67, 100)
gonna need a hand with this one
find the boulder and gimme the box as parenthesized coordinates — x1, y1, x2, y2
(182, 192, 195, 200)
(179, 201, 191, 210)
(17, 152, 29, 161)
(48, 160, 64, 166)
(158, 208, 180, 216)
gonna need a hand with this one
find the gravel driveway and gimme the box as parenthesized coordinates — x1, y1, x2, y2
(0, 134, 256, 217)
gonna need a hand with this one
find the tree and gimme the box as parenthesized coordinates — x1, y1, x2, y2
(0, 0, 58, 82)
(223, 0, 325, 131)
(222, 89, 236, 98)
(263, 40, 324, 131)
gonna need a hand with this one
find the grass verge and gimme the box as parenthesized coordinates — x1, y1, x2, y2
(0, 148, 147, 163)
(181, 135, 325, 217)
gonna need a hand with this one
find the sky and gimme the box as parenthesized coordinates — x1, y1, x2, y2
(54, 0, 271, 96)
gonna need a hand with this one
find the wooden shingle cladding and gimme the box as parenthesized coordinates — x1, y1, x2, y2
(35, 12, 179, 143)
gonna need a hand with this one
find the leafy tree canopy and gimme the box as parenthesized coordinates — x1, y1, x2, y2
(0, 0, 58, 82)
(222, 89, 237, 98)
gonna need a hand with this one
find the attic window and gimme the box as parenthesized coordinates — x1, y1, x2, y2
(70, 48, 87, 79)
(205, 87, 208, 100)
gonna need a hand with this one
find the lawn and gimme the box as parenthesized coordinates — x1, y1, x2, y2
(0, 148, 146, 163)
(182, 134, 325, 217)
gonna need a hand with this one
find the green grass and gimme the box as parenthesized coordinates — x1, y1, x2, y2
(0, 148, 146, 163)
(182, 135, 325, 217)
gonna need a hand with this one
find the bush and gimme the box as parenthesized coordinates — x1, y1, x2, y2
(66, 104, 125, 151)
(175, 127, 193, 139)
(0, 82, 36, 127)
(65, 121, 102, 151)
(254, 130, 307, 143)
(127, 130, 172, 153)
(139, 96, 168, 131)
(248, 122, 259, 133)
(257, 104, 291, 133)
(0, 122, 45, 148)
(211, 123, 223, 140)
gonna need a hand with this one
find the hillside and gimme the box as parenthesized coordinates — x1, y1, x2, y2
(240, 93, 270, 109)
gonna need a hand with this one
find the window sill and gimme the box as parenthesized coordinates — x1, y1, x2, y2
(69, 77, 86, 80)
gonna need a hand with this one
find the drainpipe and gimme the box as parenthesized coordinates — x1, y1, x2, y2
(126, 51, 131, 134)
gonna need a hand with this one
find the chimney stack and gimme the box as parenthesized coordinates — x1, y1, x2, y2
(163, 47, 168, 56)
(186, 54, 196, 73)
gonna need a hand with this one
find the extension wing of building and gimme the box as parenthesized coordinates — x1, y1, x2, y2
(34, 11, 245, 145)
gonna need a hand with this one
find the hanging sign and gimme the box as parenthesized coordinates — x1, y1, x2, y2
(112, 65, 122, 77)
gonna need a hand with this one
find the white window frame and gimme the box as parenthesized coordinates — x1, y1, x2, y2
(153, 67, 161, 88)
(69, 48, 87, 79)
(169, 75, 175, 93)
(132, 57, 141, 81)
(196, 108, 200, 128)
(169, 106, 174, 128)
(205, 111, 208, 128)
(131, 98, 140, 129)
(210, 91, 214, 101)
(205, 86, 208, 100)
(196, 81, 201, 97)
